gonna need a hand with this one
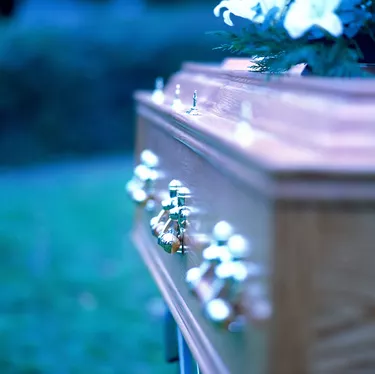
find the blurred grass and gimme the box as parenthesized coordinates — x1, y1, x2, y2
(0, 156, 176, 374)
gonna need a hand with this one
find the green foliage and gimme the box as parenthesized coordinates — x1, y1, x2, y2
(210, 0, 375, 77)
(338, 0, 373, 38)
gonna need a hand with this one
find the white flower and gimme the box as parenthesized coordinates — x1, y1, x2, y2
(284, 0, 343, 39)
(214, 0, 287, 26)
(213, 0, 262, 26)
(259, 0, 288, 14)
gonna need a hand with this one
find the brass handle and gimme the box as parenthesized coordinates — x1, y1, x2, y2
(150, 179, 182, 237)
(186, 222, 249, 293)
(186, 221, 270, 330)
(126, 149, 159, 209)
(157, 220, 181, 254)
(157, 185, 191, 254)
(186, 221, 234, 296)
(204, 261, 252, 330)
(205, 263, 271, 330)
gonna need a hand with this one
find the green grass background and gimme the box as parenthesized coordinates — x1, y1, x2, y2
(0, 156, 176, 374)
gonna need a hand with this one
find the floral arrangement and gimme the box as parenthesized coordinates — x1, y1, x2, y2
(211, 0, 375, 77)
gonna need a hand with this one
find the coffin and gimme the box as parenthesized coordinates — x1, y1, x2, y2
(128, 60, 375, 374)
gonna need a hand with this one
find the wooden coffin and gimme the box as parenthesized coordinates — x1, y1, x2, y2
(128, 60, 375, 374)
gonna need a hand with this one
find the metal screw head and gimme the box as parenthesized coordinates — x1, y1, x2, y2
(133, 164, 158, 184)
(177, 187, 191, 207)
(134, 164, 150, 181)
(212, 221, 233, 243)
(205, 298, 232, 326)
(132, 188, 148, 204)
(125, 179, 137, 194)
(168, 180, 182, 198)
(140, 150, 159, 168)
(214, 261, 248, 283)
(186, 267, 202, 290)
(177, 187, 191, 199)
(227, 235, 251, 259)
(202, 244, 232, 264)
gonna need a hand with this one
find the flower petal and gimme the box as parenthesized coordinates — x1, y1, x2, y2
(213, 1, 226, 17)
(252, 13, 265, 23)
(223, 9, 234, 26)
(284, 7, 314, 38)
(317, 13, 343, 37)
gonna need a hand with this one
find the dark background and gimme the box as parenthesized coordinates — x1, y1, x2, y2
(0, 0, 227, 167)
(0, 1, 230, 373)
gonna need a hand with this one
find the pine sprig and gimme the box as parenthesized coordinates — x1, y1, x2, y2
(210, 1, 375, 77)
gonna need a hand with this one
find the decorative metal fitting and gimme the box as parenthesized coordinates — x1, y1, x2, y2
(152, 77, 165, 104)
(204, 298, 234, 330)
(126, 149, 160, 209)
(204, 241, 270, 328)
(203, 259, 250, 330)
(150, 179, 182, 238)
(234, 101, 255, 147)
(186, 90, 200, 116)
(186, 221, 234, 294)
(157, 186, 191, 254)
(186, 222, 252, 292)
(185, 221, 269, 330)
(172, 84, 184, 111)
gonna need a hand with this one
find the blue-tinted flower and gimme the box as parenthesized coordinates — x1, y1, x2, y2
(284, 0, 343, 38)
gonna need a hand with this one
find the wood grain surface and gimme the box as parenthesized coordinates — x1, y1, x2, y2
(131, 62, 375, 374)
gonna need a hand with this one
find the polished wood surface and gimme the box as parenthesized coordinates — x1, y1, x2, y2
(132, 62, 375, 374)
(133, 115, 269, 374)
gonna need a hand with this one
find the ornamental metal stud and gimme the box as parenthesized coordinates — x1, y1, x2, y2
(150, 179, 182, 238)
(186, 90, 200, 115)
(234, 101, 255, 147)
(156, 77, 164, 90)
(172, 84, 183, 111)
(185, 221, 234, 292)
(157, 186, 191, 254)
(204, 298, 233, 328)
(241, 101, 253, 121)
(140, 149, 159, 169)
(125, 149, 160, 208)
(152, 77, 165, 104)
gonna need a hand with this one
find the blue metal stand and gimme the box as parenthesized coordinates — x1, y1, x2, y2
(164, 308, 179, 363)
(164, 308, 200, 374)
(177, 328, 197, 374)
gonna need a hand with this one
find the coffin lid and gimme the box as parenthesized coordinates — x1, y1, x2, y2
(135, 61, 375, 202)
